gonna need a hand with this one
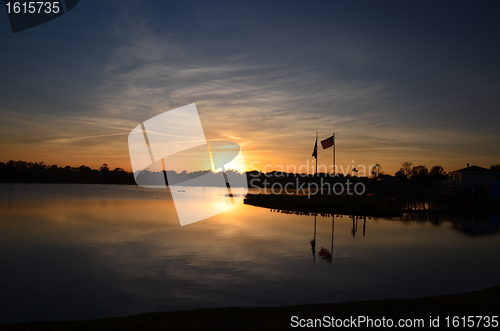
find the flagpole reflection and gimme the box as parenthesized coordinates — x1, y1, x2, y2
(310, 213, 317, 266)
(317, 215, 334, 265)
(331, 216, 334, 265)
(351, 215, 356, 237)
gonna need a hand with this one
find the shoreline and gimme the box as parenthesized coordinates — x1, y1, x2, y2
(244, 193, 402, 217)
(244, 193, 500, 216)
(1, 286, 499, 330)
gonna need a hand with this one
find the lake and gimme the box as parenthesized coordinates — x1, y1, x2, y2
(0, 183, 499, 323)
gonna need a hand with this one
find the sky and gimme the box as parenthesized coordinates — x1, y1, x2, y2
(1, 0, 499, 175)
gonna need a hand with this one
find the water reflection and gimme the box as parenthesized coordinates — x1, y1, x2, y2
(1, 184, 499, 324)
(318, 217, 334, 265)
(270, 207, 499, 270)
(309, 215, 335, 266)
(271, 207, 499, 239)
(310, 215, 316, 266)
(451, 213, 500, 237)
(401, 211, 500, 237)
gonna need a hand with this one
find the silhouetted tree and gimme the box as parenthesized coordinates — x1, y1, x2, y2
(411, 165, 428, 177)
(427, 165, 446, 182)
(0, 160, 135, 184)
(409, 165, 428, 183)
(99, 163, 110, 172)
(429, 165, 445, 176)
(398, 162, 412, 179)
(491, 164, 500, 172)
(371, 164, 383, 178)
(79, 165, 92, 172)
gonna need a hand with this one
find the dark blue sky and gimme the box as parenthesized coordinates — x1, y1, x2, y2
(1, 1, 499, 173)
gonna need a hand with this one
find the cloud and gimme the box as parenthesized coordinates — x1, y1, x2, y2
(0, 2, 499, 173)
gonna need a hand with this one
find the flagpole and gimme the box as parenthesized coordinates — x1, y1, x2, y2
(333, 133, 336, 175)
(316, 132, 318, 176)
(332, 132, 334, 175)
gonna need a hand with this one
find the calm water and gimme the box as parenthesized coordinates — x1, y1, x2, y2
(0, 183, 499, 323)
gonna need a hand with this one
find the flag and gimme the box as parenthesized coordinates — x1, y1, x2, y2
(312, 138, 317, 159)
(321, 135, 334, 149)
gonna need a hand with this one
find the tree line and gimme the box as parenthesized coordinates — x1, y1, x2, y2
(391, 162, 500, 182)
(1, 160, 498, 185)
(0, 160, 134, 184)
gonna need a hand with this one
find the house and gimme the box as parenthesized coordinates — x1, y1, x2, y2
(447, 165, 499, 186)
(443, 165, 500, 199)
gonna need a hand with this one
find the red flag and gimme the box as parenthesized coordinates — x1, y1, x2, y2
(312, 139, 317, 159)
(321, 135, 334, 149)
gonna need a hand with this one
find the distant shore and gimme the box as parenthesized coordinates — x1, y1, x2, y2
(1, 286, 498, 330)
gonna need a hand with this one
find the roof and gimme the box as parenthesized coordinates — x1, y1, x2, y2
(449, 165, 493, 173)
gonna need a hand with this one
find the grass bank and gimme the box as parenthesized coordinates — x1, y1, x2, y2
(1, 286, 499, 330)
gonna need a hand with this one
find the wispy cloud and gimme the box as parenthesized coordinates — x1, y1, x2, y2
(1, 2, 499, 173)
